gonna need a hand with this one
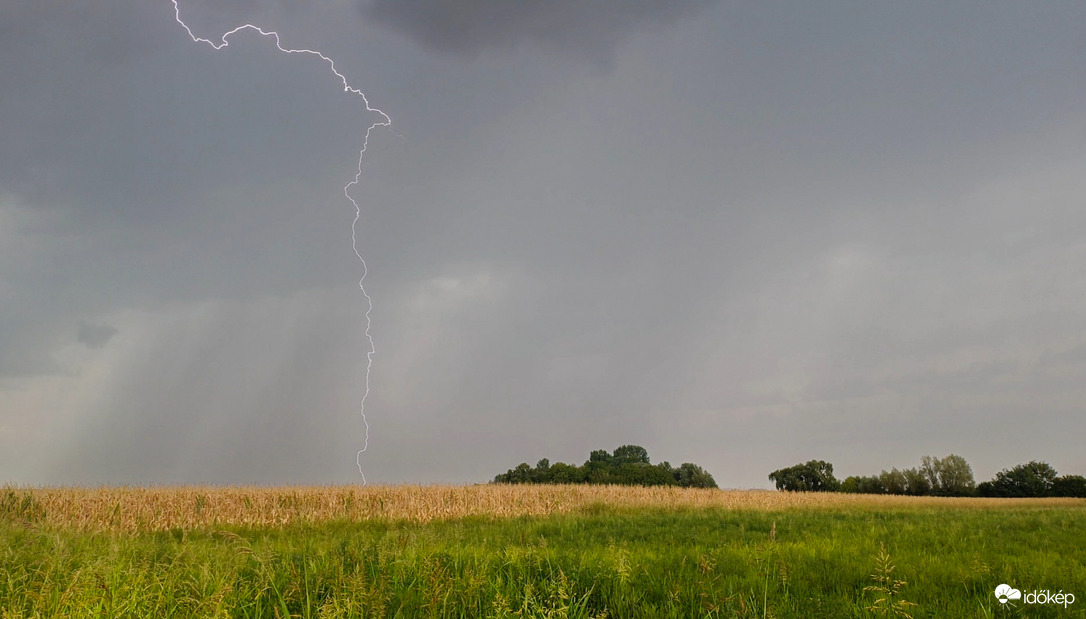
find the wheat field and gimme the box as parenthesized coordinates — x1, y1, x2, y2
(3, 484, 1084, 617)
(5, 484, 1078, 531)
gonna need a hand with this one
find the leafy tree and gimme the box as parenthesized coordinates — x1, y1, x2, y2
(979, 461, 1059, 498)
(768, 465, 803, 491)
(840, 475, 884, 494)
(879, 468, 908, 495)
(768, 460, 840, 492)
(920, 454, 975, 496)
(844, 459, 964, 496)
(839, 476, 860, 493)
(858, 475, 884, 494)
(583, 452, 613, 483)
(902, 467, 931, 496)
(1051, 474, 1086, 498)
(492, 445, 715, 488)
(609, 462, 674, 486)
(547, 462, 584, 484)
(589, 449, 611, 463)
(492, 462, 535, 484)
(675, 463, 718, 488)
(531, 458, 551, 483)
(585, 465, 613, 484)
(612, 445, 650, 465)
(842, 467, 933, 495)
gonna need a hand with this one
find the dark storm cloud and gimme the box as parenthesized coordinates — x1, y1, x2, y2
(0, 0, 372, 381)
(361, 0, 717, 64)
(0, 0, 374, 318)
(5, 1, 1086, 487)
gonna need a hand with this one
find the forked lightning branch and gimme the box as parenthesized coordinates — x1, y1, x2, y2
(171, 1, 389, 482)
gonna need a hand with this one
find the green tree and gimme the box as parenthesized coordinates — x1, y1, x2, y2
(584, 465, 612, 484)
(589, 449, 611, 463)
(768, 465, 804, 491)
(902, 467, 931, 496)
(768, 460, 839, 492)
(842, 467, 930, 495)
(532, 458, 552, 483)
(493, 462, 535, 484)
(1051, 474, 1086, 498)
(979, 461, 1059, 497)
(840, 475, 884, 494)
(547, 462, 584, 484)
(879, 468, 908, 495)
(921, 454, 975, 496)
(612, 445, 651, 465)
(675, 463, 718, 488)
(493, 445, 715, 488)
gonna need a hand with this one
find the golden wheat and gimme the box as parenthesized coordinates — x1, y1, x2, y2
(4, 484, 1080, 532)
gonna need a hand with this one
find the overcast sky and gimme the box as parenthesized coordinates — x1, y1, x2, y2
(3, 1, 1086, 488)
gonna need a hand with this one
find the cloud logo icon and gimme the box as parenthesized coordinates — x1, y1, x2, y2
(995, 584, 1022, 604)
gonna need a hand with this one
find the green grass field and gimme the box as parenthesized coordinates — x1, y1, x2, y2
(1, 487, 1083, 617)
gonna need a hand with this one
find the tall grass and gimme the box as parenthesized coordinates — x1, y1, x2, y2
(1, 485, 1083, 617)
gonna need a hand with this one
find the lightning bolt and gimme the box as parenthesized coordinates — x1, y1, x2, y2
(171, 1, 389, 483)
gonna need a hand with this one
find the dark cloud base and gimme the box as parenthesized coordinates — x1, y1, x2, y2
(362, 0, 717, 65)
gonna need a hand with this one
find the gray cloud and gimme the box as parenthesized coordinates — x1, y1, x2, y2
(3, 1, 1086, 487)
(361, 0, 717, 65)
(77, 322, 118, 350)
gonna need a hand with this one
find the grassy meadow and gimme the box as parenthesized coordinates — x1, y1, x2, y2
(1, 485, 1083, 617)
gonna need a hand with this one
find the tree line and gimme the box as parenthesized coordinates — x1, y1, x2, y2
(492, 445, 718, 488)
(768, 455, 1086, 497)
